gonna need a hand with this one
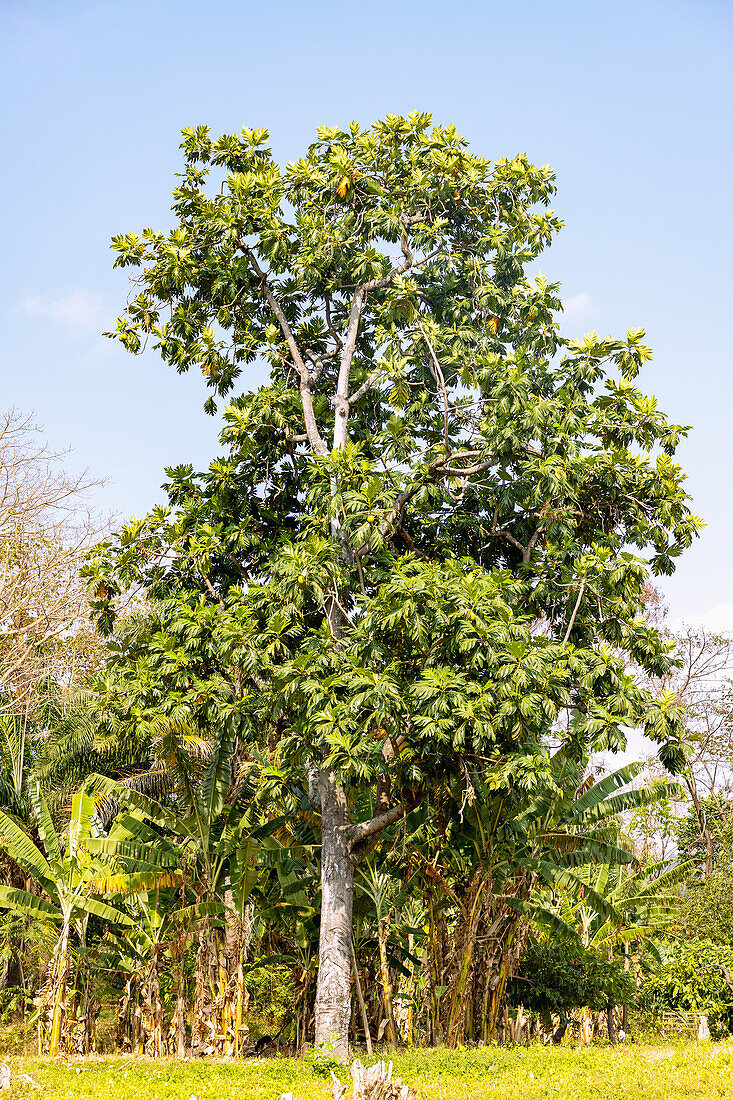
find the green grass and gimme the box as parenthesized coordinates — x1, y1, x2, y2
(1, 1045, 732, 1100)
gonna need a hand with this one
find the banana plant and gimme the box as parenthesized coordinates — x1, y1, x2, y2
(86, 724, 273, 1055)
(413, 749, 681, 1046)
(99, 891, 178, 1056)
(85, 810, 185, 1056)
(357, 863, 399, 1049)
(355, 862, 425, 1050)
(476, 755, 680, 1040)
(552, 857, 690, 956)
(0, 783, 135, 1054)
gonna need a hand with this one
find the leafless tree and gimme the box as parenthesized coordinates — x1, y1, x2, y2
(0, 408, 106, 713)
(654, 625, 733, 874)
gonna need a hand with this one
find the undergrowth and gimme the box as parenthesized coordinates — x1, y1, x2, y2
(0, 1044, 732, 1100)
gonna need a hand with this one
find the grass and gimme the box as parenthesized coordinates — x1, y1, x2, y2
(1, 1044, 733, 1100)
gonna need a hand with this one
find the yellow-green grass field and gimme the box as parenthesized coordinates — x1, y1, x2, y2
(1, 1045, 733, 1100)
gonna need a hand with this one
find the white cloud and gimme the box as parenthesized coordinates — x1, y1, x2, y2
(19, 289, 107, 334)
(560, 291, 599, 328)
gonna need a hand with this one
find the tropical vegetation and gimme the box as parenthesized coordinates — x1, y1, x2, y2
(0, 115, 730, 1066)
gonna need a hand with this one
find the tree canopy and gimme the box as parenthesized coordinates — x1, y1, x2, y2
(86, 113, 701, 1057)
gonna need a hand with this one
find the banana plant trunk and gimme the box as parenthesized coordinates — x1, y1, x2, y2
(223, 891, 249, 1055)
(377, 913, 397, 1049)
(484, 908, 529, 1041)
(140, 954, 164, 1057)
(404, 931, 415, 1047)
(192, 921, 219, 1055)
(314, 769, 353, 1061)
(446, 878, 484, 1047)
(169, 934, 188, 1057)
(71, 947, 97, 1055)
(192, 910, 249, 1056)
(43, 911, 72, 1056)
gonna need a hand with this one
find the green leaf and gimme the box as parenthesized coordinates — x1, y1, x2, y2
(86, 774, 187, 838)
(199, 724, 236, 829)
(75, 895, 136, 926)
(29, 783, 61, 864)
(0, 885, 62, 921)
(0, 809, 55, 895)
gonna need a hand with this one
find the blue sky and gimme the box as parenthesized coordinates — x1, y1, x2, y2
(1, 0, 731, 625)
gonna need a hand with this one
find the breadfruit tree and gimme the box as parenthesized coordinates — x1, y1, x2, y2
(89, 113, 699, 1058)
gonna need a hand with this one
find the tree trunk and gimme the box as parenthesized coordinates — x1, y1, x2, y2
(314, 769, 354, 1061)
(686, 772, 714, 876)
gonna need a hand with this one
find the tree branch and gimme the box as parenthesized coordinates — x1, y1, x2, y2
(356, 483, 424, 560)
(348, 370, 385, 406)
(240, 242, 328, 456)
(435, 460, 493, 477)
(562, 574, 587, 645)
(345, 803, 404, 852)
(417, 322, 451, 455)
(333, 288, 366, 450)
(240, 243, 306, 377)
(362, 232, 414, 292)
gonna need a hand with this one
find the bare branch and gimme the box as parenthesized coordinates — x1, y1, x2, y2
(0, 409, 109, 710)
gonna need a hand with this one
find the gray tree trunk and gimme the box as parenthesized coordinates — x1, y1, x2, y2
(314, 769, 354, 1061)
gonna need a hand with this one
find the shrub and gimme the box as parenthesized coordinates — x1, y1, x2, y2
(507, 939, 634, 1020)
(642, 938, 733, 1037)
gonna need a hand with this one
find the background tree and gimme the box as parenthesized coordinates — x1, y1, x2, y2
(674, 795, 733, 943)
(0, 409, 104, 714)
(642, 938, 733, 1038)
(0, 409, 111, 1015)
(90, 113, 699, 1057)
(663, 629, 733, 875)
